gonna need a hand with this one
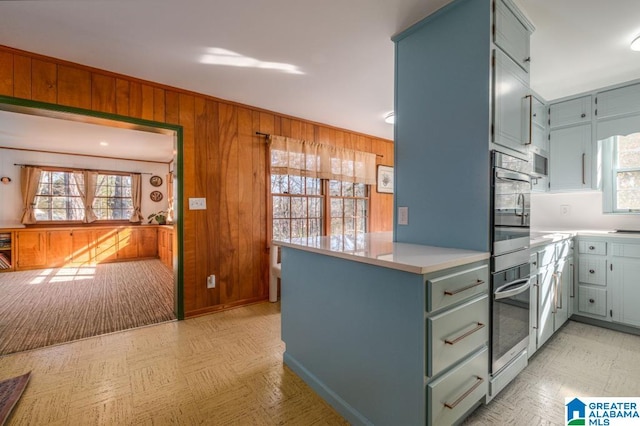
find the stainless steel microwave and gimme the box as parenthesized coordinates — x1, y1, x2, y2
(530, 149, 548, 178)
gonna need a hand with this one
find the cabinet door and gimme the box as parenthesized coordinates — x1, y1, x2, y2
(596, 83, 640, 120)
(71, 229, 94, 265)
(554, 259, 570, 331)
(46, 230, 73, 267)
(16, 231, 47, 269)
(549, 123, 592, 191)
(117, 228, 138, 260)
(536, 265, 555, 348)
(94, 228, 118, 263)
(549, 96, 592, 128)
(494, 0, 530, 72)
(612, 259, 640, 327)
(493, 49, 530, 154)
(137, 227, 158, 258)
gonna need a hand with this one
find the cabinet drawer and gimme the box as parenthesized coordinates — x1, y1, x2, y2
(578, 241, 606, 255)
(426, 264, 488, 312)
(578, 258, 607, 285)
(428, 295, 488, 377)
(428, 347, 488, 426)
(578, 286, 607, 318)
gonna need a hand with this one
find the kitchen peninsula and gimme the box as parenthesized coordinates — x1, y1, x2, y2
(276, 232, 490, 425)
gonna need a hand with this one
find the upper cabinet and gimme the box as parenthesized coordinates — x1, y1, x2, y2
(493, 0, 531, 72)
(596, 83, 640, 120)
(549, 96, 592, 129)
(492, 49, 530, 155)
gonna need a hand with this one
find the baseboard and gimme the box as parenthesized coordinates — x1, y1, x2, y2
(283, 351, 373, 426)
(570, 315, 640, 336)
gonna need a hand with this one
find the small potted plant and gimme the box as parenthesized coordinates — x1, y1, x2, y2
(147, 210, 168, 225)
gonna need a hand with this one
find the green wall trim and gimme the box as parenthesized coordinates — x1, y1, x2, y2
(0, 95, 185, 320)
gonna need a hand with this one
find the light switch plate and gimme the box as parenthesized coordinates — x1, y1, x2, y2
(398, 206, 409, 225)
(189, 198, 207, 210)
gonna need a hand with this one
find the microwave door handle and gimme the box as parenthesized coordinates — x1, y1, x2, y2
(494, 278, 532, 300)
(515, 193, 524, 217)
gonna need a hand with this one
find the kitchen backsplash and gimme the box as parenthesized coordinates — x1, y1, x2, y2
(531, 191, 640, 231)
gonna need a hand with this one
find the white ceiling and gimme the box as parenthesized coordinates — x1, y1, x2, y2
(0, 0, 639, 144)
(0, 110, 174, 163)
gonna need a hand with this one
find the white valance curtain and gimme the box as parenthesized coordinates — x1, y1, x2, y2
(269, 135, 377, 185)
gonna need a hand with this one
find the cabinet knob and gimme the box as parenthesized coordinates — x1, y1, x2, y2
(581, 113, 586, 118)
(589, 269, 595, 274)
(524, 57, 531, 62)
(589, 245, 595, 250)
(589, 298, 595, 303)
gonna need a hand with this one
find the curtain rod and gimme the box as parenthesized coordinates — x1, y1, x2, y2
(13, 164, 153, 175)
(255, 132, 384, 158)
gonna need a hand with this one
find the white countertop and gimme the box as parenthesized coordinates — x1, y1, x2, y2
(274, 232, 490, 274)
(530, 229, 640, 248)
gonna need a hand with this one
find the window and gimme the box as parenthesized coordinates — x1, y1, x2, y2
(35, 171, 84, 221)
(271, 175, 369, 240)
(93, 174, 134, 220)
(329, 180, 368, 237)
(33, 169, 135, 222)
(271, 175, 323, 240)
(604, 133, 640, 213)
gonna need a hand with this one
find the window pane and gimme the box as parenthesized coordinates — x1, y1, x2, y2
(306, 178, 321, 195)
(342, 181, 354, 197)
(309, 218, 322, 237)
(343, 199, 355, 218)
(273, 196, 290, 218)
(617, 171, 640, 210)
(290, 219, 307, 239)
(271, 174, 288, 194)
(273, 219, 290, 240)
(331, 199, 343, 218)
(354, 183, 366, 197)
(290, 197, 306, 218)
(329, 180, 341, 196)
(289, 176, 304, 194)
(309, 198, 322, 218)
(617, 133, 640, 169)
(331, 218, 343, 236)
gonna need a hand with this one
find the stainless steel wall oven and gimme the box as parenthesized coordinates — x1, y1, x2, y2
(489, 151, 532, 398)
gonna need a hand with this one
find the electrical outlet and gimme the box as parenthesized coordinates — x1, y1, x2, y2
(189, 198, 207, 210)
(207, 275, 216, 289)
(398, 206, 409, 225)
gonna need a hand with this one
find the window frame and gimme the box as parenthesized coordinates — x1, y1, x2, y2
(270, 174, 371, 241)
(602, 134, 640, 214)
(34, 169, 85, 223)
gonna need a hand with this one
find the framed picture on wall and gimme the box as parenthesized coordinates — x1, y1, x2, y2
(376, 165, 394, 194)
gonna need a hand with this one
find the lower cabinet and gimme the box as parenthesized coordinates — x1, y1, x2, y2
(610, 243, 640, 327)
(14, 226, 161, 270)
(157, 227, 174, 269)
(529, 238, 572, 357)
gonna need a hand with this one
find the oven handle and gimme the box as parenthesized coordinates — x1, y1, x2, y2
(494, 277, 532, 300)
(495, 170, 531, 184)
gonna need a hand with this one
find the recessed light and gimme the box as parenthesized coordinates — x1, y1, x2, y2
(632, 35, 640, 51)
(384, 111, 395, 124)
(99, 141, 109, 146)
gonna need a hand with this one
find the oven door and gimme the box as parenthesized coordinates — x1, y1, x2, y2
(491, 267, 532, 374)
(493, 169, 531, 255)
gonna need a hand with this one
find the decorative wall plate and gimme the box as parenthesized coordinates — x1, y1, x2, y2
(150, 191, 163, 202)
(150, 175, 163, 187)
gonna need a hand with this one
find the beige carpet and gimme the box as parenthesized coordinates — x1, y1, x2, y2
(0, 259, 175, 355)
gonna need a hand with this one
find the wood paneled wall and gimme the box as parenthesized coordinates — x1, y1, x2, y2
(0, 45, 394, 317)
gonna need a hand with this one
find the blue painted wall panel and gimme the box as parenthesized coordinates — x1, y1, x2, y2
(281, 248, 426, 425)
(394, 0, 492, 252)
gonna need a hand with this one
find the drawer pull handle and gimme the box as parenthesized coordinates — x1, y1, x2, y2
(444, 280, 484, 296)
(444, 376, 484, 410)
(589, 269, 595, 274)
(444, 322, 485, 345)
